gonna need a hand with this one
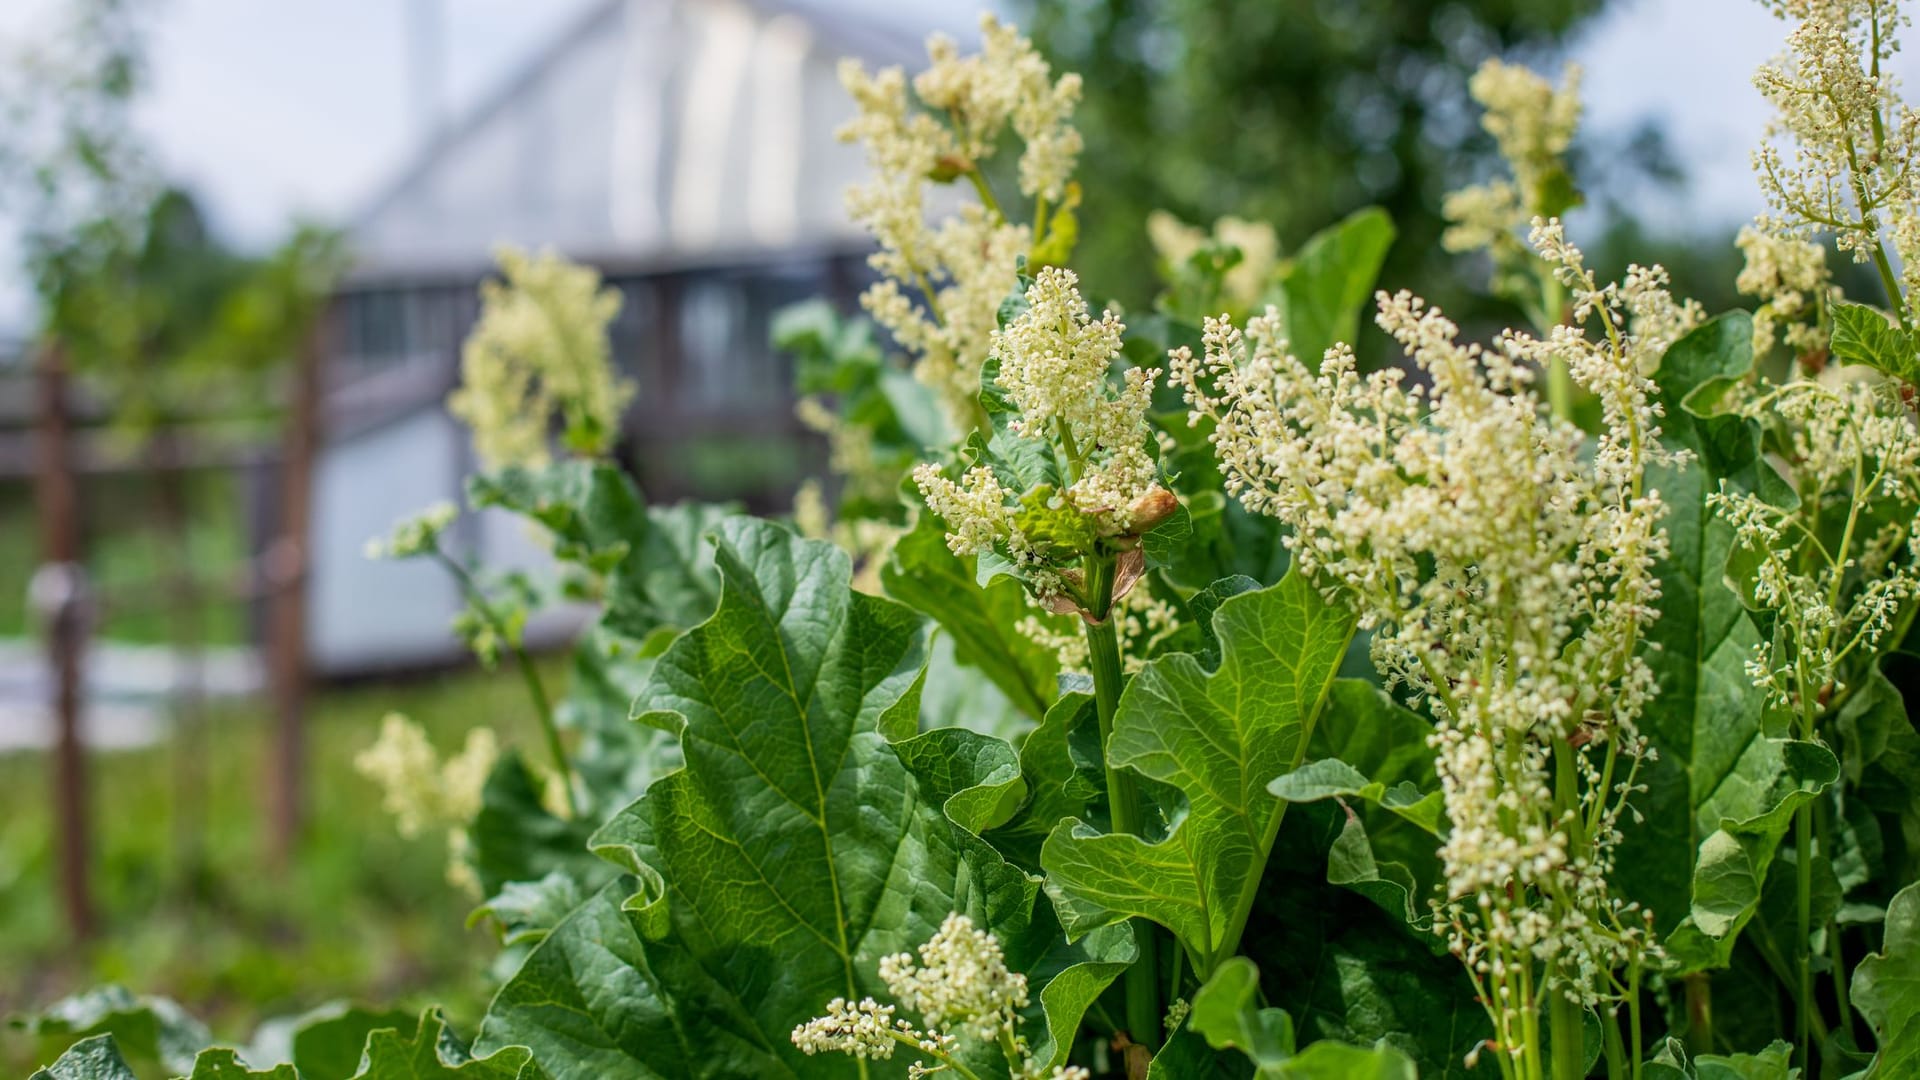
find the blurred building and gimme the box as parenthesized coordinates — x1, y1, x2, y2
(307, 0, 910, 672)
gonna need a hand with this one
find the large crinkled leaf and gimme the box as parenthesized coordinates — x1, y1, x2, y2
(1854, 881, 1920, 1078)
(987, 690, 1104, 872)
(1837, 659, 1920, 894)
(182, 1049, 299, 1079)
(1607, 313, 1835, 971)
(891, 725, 1135, 1070)
(1271, 207, 1396, 371)
(1830, 301, 1920, 386)
(1189, 956, 1295, 1075)
(28, 1035, 138, 1080)
(1666, 737, 1840, 969)
(356, 1010, 545, 1080)
(466, 750, 605, 901)
(26, 1035, 298, 1080)
(477, 520, 1099, 1077)
(1042, 568, 1355, 975)
(1268, 682, 1446, 932)
(1246, 807, 1497, 1078)
(882, 509, 1060, 719)
(16, 985, 211, 1076)
(244, 1002, 415, 1080)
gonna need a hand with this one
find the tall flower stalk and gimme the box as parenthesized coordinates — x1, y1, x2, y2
(1718, 0, 1920, 1060)
(914, 266, 1178, 1051)
(1171, 223, 1684, 1080)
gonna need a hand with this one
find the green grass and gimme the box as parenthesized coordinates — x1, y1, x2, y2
(0, 657, 560, 1074)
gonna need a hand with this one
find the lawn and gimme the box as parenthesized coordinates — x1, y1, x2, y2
(0, 656, 558, 1075)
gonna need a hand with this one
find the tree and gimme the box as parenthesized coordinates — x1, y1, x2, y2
(1018, 0, 1611, 314)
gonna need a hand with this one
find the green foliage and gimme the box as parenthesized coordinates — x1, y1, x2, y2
(1830, 302, 1920, 387)
(1269, 207, 1396, 371)
(1018, 0, 1606, 315)
(1041, 568, 1355, 976)
(1853, 882, 1920, 1077)
(881, 511, 1061, 720)
(474, 520, 1113, 1077)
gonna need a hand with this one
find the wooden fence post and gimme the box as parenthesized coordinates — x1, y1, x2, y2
(31, 341, 94, 940)
(266, 305, 327, 868)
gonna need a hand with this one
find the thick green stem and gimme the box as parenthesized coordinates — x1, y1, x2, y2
(1084, 553, 1160, 1051)
(1796, 800, 1815, 1065)
(1820, 798, 1853, 1037)
(1550, 994, 1587, 1080)
(1602, 1008, 1626, 1080)
(1550, 739, 1589, 1079)
(1683, 973, 1713, 1057)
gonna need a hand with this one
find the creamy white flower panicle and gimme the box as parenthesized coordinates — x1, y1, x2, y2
(912, 268, 1166, 593)
(1442, 59, 1582, 257)
(1710, 374, 1920, 712)
(879, 913, 1030, 1044)
(1146, 210, 1281, 315)
(355, 715, 499, 839)
(1170, 223, 1674, 1049)
(1736, 225, 1839, 356)
(1752, 0, 1920, 294)
(365, 501, 457, 561)
(837, 15, 1083, 429)
(794, 915, 1086, 1079)
(447, 247, 632, 471)
(994, 267, 1160, 532)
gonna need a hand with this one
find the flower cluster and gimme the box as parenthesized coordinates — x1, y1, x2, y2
(837, 16, 1083, 428)
(912, 267, 1167, 589)
(1146, 210, 1280, 317)
(1752, 1, 1920, 299)
(354, 714, 498, 892)
(1170, 222, 1674, 1051)
(447, 247, 632, 470)
(1710, 372, 1920, 714)
(364, 501, 457, 561)
(1442, 59, 1582, 259)
(1736, 224, 1839, 357)
(793, 915, 1087, 1079)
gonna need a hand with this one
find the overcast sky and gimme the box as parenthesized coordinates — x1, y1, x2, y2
(0, 0, 1890, 332)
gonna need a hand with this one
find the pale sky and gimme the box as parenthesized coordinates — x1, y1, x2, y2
(0, 0, 1888, 333)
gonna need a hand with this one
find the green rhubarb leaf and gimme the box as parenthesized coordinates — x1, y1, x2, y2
(466, 750, 604, 900)
(1042, 567, 1355, 974)
(17, 986, 210, 1076)
(1605, 313, 1838, 972)
(1247, 810, 1497, 1078)
(28, 1035, 136, 1080)
(1189, 956, 1295, 1075)
(476, 519, 1099, 1077)
(469, 871, 584, 947)
(882, 509, 1061, 719)
(247, 1002, 415, 1080)
(182, 1048, 299, 1079)
(1830, 302, 1920, 386)
(1836, 658, 1920, 893)
(354, 1010, 544, 1080)
(1853, 881, 1920, 1078)
(1272, 207, 1396, 372)
(986, 691, 1103, 871)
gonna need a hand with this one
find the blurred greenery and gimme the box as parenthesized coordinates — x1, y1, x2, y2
(0, 474, 246, 645)
(0, 659, 558, 1076)
(1019, 0, 1611, 311)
